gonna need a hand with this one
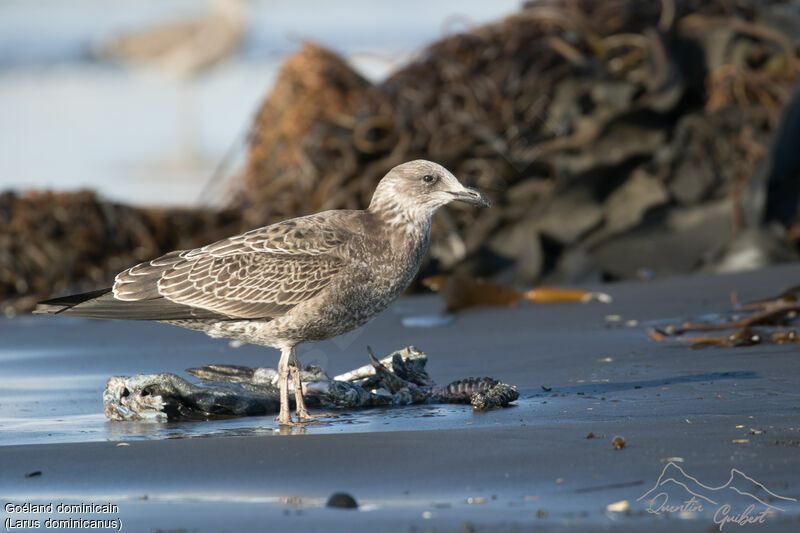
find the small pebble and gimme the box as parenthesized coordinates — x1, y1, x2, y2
(606, 500, 630, 512)
(326, 492, 358, 509)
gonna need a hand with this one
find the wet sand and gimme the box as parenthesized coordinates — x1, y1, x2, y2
(2, 264, 800, 531)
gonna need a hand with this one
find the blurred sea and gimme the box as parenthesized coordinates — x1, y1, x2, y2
(0, 0, 520, 207)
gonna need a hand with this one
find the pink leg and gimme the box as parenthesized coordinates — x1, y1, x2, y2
(276, 347, 293, 425)
(289, 347, 310, 421)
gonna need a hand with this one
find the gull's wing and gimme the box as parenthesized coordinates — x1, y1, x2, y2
(36, 214, 354, 321)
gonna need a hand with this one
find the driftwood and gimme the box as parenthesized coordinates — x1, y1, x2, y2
(103, 347, 519, 421)
(646, 284, 800, 348)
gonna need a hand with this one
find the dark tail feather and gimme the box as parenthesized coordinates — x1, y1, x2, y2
(33, 288, 231, 321)
(33, 288, 113, 316)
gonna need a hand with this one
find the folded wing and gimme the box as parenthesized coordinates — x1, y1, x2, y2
(36, 215, 352, 321)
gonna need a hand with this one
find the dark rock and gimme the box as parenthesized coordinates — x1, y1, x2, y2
(487, 220, 544, 284)
(759, 80, 800, 230)
(603, 168, 668, 234)
(534, 189, 604, 246)
(666, 115, 719, 205)
(488, 219, 537, 258)
(590, 200, 733, 279)
(547, 248, 603, 284)
(707, 226, 799, 273)
(326, 492, 358, 509)
(553, 120, 666, 177)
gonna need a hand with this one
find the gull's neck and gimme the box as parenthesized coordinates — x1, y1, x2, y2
(368, 195, 432, 235)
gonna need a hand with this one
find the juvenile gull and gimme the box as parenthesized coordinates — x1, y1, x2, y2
(34, 160, 490, 425)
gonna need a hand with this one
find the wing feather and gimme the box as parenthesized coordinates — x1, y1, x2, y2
(112, 214, 353, 320)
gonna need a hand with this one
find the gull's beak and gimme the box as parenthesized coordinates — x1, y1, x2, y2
(448, 186, 491, 208)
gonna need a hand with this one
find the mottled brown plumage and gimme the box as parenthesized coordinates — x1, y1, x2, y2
(34, 160, 490, 424)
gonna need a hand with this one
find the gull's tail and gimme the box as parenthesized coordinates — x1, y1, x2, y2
(33, 288, 113, 316)
(33, 288, 228, 321)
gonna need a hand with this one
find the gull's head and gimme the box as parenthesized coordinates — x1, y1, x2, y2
(369, 160, 490, 220)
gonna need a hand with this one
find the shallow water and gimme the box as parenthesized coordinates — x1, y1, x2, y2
(4, 268, 800, 448)
(0, 398, 528, 446)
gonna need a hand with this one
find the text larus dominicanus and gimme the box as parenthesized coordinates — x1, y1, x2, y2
(34, 160, 490, 425)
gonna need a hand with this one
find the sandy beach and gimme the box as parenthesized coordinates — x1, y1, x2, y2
(1, 264, 799, 531)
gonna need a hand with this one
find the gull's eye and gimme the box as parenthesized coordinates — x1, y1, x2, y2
(422, 174, 437, 184)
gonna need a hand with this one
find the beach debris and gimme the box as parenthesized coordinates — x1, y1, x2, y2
(606, 500, 630, 513)
(662, 328, 764, 349)
(470, 382, 520, 411)
(673, 302, 799, 334)
(772, 439, 800, 447)
(771, 330, 799, 344)
(103, 347, 518, 421)
(612, 436, 626, 450)
(326, 492, 358, 509)
(646, 284, 800, 347)
(422, 274, 610, 313)
(646, 328, 669, 342)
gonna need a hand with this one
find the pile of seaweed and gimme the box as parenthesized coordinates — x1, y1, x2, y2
(2, 0, 800, 315)
(232, 0, 800, 282)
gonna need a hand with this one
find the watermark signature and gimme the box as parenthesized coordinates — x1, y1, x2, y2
(636, 462, 797, 530)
